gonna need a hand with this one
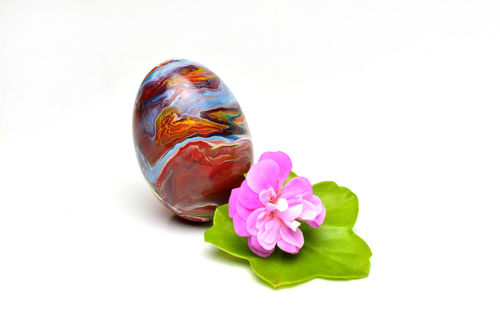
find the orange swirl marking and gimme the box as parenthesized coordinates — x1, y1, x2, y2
(154, 106, 228, 150)
(163, 66, 216, 88)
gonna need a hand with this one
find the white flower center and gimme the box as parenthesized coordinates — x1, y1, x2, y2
(276, 198, 288, 212)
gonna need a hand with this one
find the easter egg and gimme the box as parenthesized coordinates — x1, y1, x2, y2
(133, 60, 253, 222)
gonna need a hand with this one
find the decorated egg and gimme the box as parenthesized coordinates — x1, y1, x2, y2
(133, 60, 253, 222)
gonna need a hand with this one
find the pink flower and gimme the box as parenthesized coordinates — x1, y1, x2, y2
(228, 151, 326, 257)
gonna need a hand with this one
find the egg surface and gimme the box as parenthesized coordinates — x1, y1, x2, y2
(133, 59, 253, 222)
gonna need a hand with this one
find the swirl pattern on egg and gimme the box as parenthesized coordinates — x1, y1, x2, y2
(133, 60, 253, 222)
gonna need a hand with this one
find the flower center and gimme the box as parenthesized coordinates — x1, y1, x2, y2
(276, 198, 288, 212)
(259, 188, 278, 206)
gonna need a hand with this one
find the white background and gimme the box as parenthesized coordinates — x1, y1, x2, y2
(1, 0, 499, 310)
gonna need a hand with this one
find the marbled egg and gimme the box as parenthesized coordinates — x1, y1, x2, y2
(133, 60, 253, 222)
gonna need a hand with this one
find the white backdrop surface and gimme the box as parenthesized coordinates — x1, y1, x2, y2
(1, 0, 499, 311)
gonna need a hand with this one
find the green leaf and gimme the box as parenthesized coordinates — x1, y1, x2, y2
(205, 176, 372, 288)
(284, 170, 298, 184)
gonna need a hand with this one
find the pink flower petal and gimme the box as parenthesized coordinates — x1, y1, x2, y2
(228, 187, 239, 218)
(258, 151, 292, 187)
(308, 206, 326, 229)
(299, 198, 320, 221)
(281, 176, 313, 200)
(235, 201, 253, 219)
(300, 195, 326, 228)
(283, 219, 300, 231)
(233, 214, 249, 237)
(238, 180, 262, 209)
(248, 236, 274, 258)
(265, 201, 278, 212)
(279, 203, 303, 222)
(258, 187, 276, 205)
(255, 209, 269, 232)
(257, 218, 280, 250)
(278, 225, 304, 249)
(246, 207, 267, 236)
(246, 159, 280, 194)
(277, 239, 300, 254)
